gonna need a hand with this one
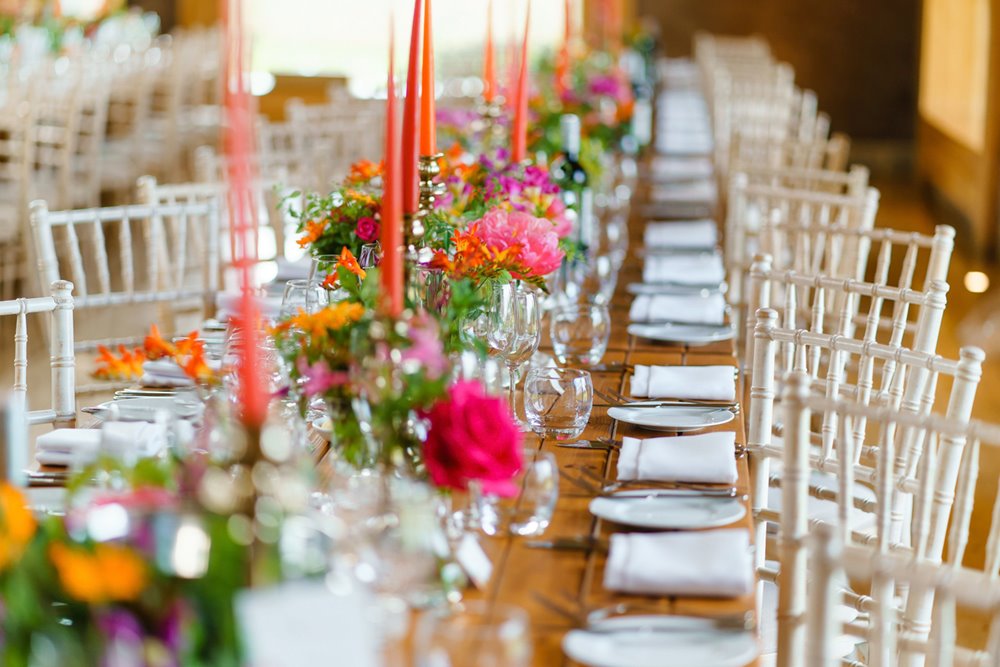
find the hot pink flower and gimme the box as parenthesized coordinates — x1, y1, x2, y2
(297, 357, 349, 397)
(474, 207, 564, 278)
(355, 216, 380, 242)
(423, 380, 523, 496)
(545, 198, 573, 238)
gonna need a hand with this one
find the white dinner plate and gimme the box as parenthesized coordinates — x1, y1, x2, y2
(311, 416, 333, 441)
(562, 615, 759, 667)
(91, 396, 203, 421)
(628, 322, 734, 345)
(607, 404, 734, 432)
(589, 491, 746, 530)
(627, 282, 725, 296)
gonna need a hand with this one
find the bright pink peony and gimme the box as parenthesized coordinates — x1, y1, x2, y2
(355, 216, 380, 242)
(423, 380, 523, 496)
(474, 207, 564, 278)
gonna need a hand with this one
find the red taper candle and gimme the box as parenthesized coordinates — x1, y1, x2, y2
(483, 0, 496, 102)
(419, 0, 436, 155)
(402, 0, 422, 213)
(382, 24, 404, 317)
(511, 0, 531, 163)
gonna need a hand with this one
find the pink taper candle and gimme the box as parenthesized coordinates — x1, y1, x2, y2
(511, 0, 531, 163)
(382, 22, 404, 316)
(419, 0, 436, 155)
(402, 0, 422, 214)
(483, 0, 496, 102)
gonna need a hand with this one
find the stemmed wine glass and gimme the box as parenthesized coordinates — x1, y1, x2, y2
(487, 283, 541, 430)
(279, 279, 328, 319)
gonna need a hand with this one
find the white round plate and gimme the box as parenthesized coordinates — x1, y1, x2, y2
(94, 396, 203, 421)
(628, 322, 734, 345)
(607, 404, 734, 432)
(589, 491, 746, 529)
(311, 416, 333, 441)
(562, 615, 759, 667)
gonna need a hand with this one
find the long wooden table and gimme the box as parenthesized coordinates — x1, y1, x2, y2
(449, 193, 758, 666)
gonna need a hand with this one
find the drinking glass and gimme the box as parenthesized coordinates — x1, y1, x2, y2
(472, 448, 558, 536)
(308, 254, 339, 284)
(487, 284, 541, 430)
(550, 305, 611, 366)
(523, 368, 593, 440)
(358, 242, 382, 269)
(415, 601, 532, 667)
(279, 279, 328, 319)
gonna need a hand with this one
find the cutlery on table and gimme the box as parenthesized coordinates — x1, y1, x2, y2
(594, 388, 739, 412)
(577, 465, 740, 495)
(525, 535, 609, 554)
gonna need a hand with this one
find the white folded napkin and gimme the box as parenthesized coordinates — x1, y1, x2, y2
(642, 252, 725, 285)
(36, 422, 169, 466)
(628, 293, 727, 324)
(604, 529, 753, 598)
(216, 293, 283, 322)
(630, 364, 736, 401)
(655, 134, 714, 156)
(650, 179, 717, 204)
(140, 359, 196, 388)
(649, 156, 714, 181)
(616, 432, 738, 484)
(643, 220, 718, 249)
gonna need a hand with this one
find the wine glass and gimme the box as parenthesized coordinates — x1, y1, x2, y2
(487, 284, 541, 430)
(358, 242, 382, 269)
(279, 279, 328, 319)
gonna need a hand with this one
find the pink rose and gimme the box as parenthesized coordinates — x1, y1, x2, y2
(423, 380, 523, 496)
(474, 207, 564, 278)
(355, 216, 380, 242)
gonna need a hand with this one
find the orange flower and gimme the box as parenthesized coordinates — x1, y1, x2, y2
(0, 483, 37, 572)
(50, 541, 148, 603)
(336, 247, 366, 280)
(285, 301, 366, 340)
(430, 226, 527, 282)
(143, 324, 175, 360)
(297, 219, 328, 248)
(347, 159, 382, 184)
(93, 344, 146, 380)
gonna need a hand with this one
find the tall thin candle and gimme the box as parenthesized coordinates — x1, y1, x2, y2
(511, 0, 531, 163)
(482, 0, 496, 102)
(382, 26, 404, 317)
(402, 0, 422, 213)
(419, 0, 436, 155)
(222, 0, 265, 428)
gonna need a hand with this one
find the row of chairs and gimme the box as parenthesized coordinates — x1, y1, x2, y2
(691, 32, 1000, 666)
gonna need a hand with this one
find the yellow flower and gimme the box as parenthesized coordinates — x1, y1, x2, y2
(50, 541, 148, 603)
(287, 301, 366, 340)
(0, 483, 37, 571)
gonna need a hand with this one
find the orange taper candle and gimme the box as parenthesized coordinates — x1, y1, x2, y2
(510, 0, 530, 163)
(483, 0, 496, 102)
(419, 0, 436, 155)
(382, 23, 404, 316)
(402, 0, 422, 213)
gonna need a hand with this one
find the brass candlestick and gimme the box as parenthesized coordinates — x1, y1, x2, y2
(418, 153, 446, 216)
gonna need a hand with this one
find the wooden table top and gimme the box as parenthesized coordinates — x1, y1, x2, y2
(440, 192, 758, 666)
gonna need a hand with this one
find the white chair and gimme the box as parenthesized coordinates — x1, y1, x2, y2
(0, 280, 75, 429)
(730, 133, 852, 179)
(30, 199, 220, 395)
(778, 375, 1000, 666)
(725, 176, 881, 308)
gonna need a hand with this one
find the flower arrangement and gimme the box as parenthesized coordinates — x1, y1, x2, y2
(290, 185, 382, 261)
(92, 325, 220, 385)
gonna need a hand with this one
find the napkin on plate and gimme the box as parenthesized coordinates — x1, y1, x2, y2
(643, 220, 718, 249)
(140, 359, 196, 388)
(216, 293, 283, 322)
(604, 529, 753, 598)
(616, 432, 738, 484)
(628, 293, 727, 324)
(630, 364, 736, 401)
(650, 179, 718, 204)
(642, 252, 725, 286)
(650, 156, 714, 182)
(36, 422, 169, 466)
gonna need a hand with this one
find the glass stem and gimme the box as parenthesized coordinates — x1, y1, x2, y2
(507, 362, 518, 421)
